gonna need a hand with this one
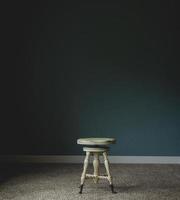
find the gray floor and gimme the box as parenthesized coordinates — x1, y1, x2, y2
(0, 164, 180, 200)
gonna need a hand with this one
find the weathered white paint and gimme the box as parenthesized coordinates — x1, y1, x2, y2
(80, 151, 90, 185)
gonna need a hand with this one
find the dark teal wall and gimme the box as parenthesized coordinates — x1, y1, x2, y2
(1, 1, 180, 155)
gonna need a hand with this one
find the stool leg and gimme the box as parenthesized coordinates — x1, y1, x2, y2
(79, 151, 90, 194)
(103, 152, 116, 193)
(93, 152, 100, 183)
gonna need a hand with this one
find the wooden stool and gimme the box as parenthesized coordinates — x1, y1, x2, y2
(77, 138, 116, 194)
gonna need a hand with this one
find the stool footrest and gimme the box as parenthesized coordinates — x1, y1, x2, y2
(86, 174, 108, 180)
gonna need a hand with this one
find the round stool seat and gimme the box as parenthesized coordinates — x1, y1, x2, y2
(77, 138, 116, 146)
(83, 147, 108, 153)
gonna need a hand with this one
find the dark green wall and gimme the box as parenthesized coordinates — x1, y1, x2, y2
(1, 1, 180, 155)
